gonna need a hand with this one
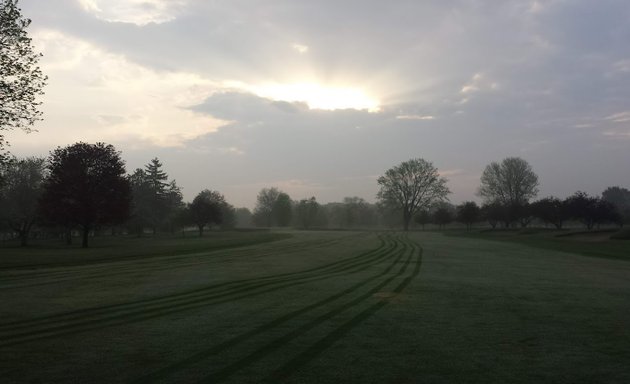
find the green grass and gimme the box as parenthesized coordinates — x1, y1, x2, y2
(446, 227, 630, 261)
(0, 230, 292, 269)
(1, 231, 629, 383)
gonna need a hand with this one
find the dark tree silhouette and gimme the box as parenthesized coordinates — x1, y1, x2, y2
(531, 197, 568, 229)
(414, 209, 431, 230)
(602, 186, 630, 224)
(377, 158, 450, 231)
(481, 201, 504, 229)
(0, 156, 45, 245)
(39, 143, 130, 248)
(296, 197, 319, 229)
(456, 201, 480, 230)
(189, 189, 225, 236)
(433, 205, 454, 229)
(565, 191, 600, 230)
(273, 192, 293, 227)
(128, 158, 182, 235)
(0, 0, 47, 161)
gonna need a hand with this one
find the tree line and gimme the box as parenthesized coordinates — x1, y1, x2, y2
(1, 142, 629, 248)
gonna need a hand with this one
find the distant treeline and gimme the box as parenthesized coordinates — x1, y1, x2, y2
(1, 142, 629, 248)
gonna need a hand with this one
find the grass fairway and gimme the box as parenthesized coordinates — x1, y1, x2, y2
(1, 231, 629, 383)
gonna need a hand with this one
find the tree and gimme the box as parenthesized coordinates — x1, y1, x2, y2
(602, 186, 630, 224)
(593, 199, 623, 228)
(296, 197, 320, 229)
(220, 202, 236, 230)
(253, 187, 293, 227)
(433, 204, 454, 229)
(0, 156, 45, 245)
(478, 157, 538, 227)
(481, 201, 504, 229)
(39, 142, 131, 248)
(188, 189, 225, 236)
(456, 201, 480, 231)
(253, 187, 281, 227)
(377, 158, 450, 231)
(127, 168, 152, 236)
(479, 157, 538, 204)
(414, 209, 431, 230)
(234, 207, 253, 227)
(0, 0, 47, 161)
(531, 197, 568, 229)
(564, 191, 601, 230)
(127, 159, 182, 235)
(273, 192, 293, 227)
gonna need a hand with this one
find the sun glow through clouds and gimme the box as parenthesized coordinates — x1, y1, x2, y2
(251, 83, 380, 112)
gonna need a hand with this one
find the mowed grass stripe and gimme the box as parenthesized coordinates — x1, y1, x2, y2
(0, 233, 372, 288)
(0, 236, 400, 345)
(0, 241, 398, 345)
(0, 234, 390, 331)
(133, 236, 409, 384)
(262, 238, 423, 383)
(196, 236, 417, 384)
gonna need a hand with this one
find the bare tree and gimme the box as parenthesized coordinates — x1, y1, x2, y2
(377, 158, 450, 231)
(478, 157, 539, 205)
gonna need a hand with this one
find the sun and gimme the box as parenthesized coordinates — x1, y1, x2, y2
(251, 82, 381, 112)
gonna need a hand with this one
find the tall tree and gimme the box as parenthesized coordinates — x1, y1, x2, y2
(478, 157, 539, 205)
(296, 197, 320, 229)
(377, 158, 450, 231)
(602, 186, 630, 224)
(478, 157, 538, 227)
(128, 159, 182, 235)
(39, 142, 131, 248)
(0, 0, 47, 162)
(127, 168, 152, 236)
(253, 187, 281, 227)
(188, 189, 225, 236)
(0, 156, 45, 245)
(273, 192, 293, 227)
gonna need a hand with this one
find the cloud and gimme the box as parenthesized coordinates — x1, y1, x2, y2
(291, 43, 309, 54)
(460, 73, 499, 94)
(395, 115, 435, 121)
(606, 111, 630, 123)
(19, 29, 228, 148)
(77, 0, 188, 26)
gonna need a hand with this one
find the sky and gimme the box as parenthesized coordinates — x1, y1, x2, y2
(7, 0, 630, 209)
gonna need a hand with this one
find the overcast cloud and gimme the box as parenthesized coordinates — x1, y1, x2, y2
(7, 0, 630, 208)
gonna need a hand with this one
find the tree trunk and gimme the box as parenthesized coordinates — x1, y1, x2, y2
(198, 224, 204, 237)
(19, 231, 28, 247)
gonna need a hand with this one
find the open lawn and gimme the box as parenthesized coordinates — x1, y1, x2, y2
(1, 230, 629, 383)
